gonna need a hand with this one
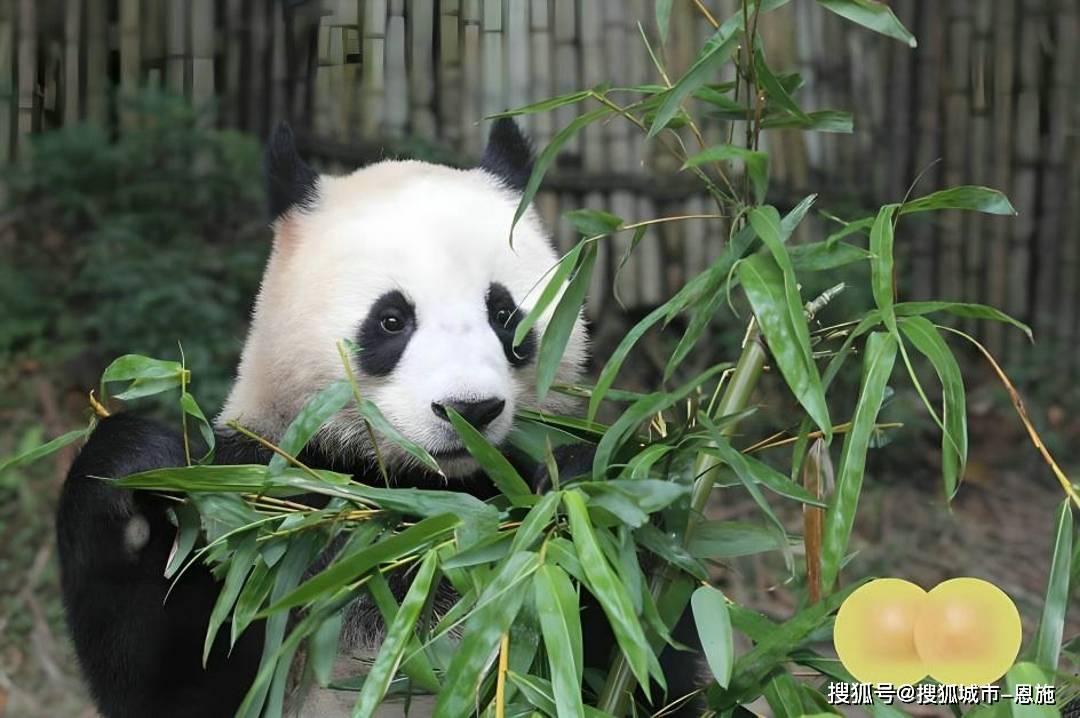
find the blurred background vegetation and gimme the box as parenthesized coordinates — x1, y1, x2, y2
(0, 1, 1077, 716)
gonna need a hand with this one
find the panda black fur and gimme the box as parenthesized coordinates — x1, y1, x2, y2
(56, 120, 699, 718)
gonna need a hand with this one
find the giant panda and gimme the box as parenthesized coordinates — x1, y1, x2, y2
(56, 119, 697, 718)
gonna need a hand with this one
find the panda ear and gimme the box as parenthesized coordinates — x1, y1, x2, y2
(266, 122, 319, 221)
(478, 117, 534, 191)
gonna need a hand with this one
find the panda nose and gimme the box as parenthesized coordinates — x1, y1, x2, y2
(431, 398, 506, 430)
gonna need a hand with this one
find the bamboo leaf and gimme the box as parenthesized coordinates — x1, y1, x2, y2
(895, 301, 1032, 341)
(203, 533, 258, 666)
(687, 520, 790, 559)
(869, 204, 900, 333)
(512, 108, 611, 235)
(1031, 499, 1073, 673)
(446, 407, 532, 503)
(901, 185, 1017, 215)
(266, 514, 458, 613)
(592, 363, 730, 481)
(533, 565, 585, 718)
(353, 551, 440, 718)
(354, 395, 443, 474)
(433, 552, 540, 718)
(683, 145, 769, 204)
(490, 90, 594, 118)
(537, 242, 595, 399)
(656, 0, 673, 42)
(648, 22, 742, 137)
(564, 208, 622, 237)
(738, 248, 831, 438)
(563, 490, 660, 695)
(267, 380, 353, 475)
(821, 332, 898, 589)
(1005, 663, 1058, 718)
(514, 243, 584, 347)
(310, 610, 343, 688)
(692, 586, 734, 688)
(754, 46, 810, 122)
(815, 0, 917, 47)
(761, 110, 853, 133)
(899, 317, 967, 499)
(0, 427, 89, 475)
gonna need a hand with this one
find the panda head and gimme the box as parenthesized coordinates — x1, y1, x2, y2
(219, 120, 588, 479)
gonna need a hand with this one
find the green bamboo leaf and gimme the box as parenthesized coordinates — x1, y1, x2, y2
(354, 395, 443, 475)
(738, 249, 831, 438)
(655, 0, 673, 42)
(687, 521, 790, 559)
(353, 551, 439, 718)
(165, 502, 202, 580)
(664, 222, 758, 381)
(203, 533, 258, 666)
(445, 407, 532, 503)
(489, 90, 594, 118)
(180, 392, 215, 462)
(692, 586, 734, 688)
(512, 108, 611, 235)
(788, 241, 871, 271)
(235, 533, 323, 718)
(648, 22, 742, 137)
(433, 552, 540, 718)
(310, 610, 343, 688)
(869, 204, 900, 333)
(99, 354, 187, 401)
(780, 194, 818, 235)
(592, 363, 730, 481)
(895, 301, 1032, 341)
(698, 424, 787, 540)
(899, 317, 967, 499)
(1005, 663, 1058, 718)
(0, 427, 89, 475)
(266, 514, 458, 613)
(1031, 499, 1073, 673)
(509, 491, 561, 554)
(696, 445, 827, 507)
(726, 581, 863, 701)
(683, 144, 769, 204)
(564, 208, 623, 237)
(590, 258, 729, 421)
(761, 110, 853, 133)
(815, 0, 917, 47)
(563, 490, 661, 695)
(762, 672, 806, 717)
(820, 332, 898, 589)
(513, 242, 584, 347)
(634, 523, 708, 580)
(901, 185, 1017, 215)
(533, 565, 584, 718)
(537, 242, 595, 399)
(267, 380, 353, 475)
(231, 559, 274, 645)
(754, 46, 810, 122)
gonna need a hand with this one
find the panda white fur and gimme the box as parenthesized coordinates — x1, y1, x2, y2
(56, 120, 699, 718)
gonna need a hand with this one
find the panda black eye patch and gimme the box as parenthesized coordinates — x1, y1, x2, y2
(487, 282, 535, 368)
(356, 290, 416, 376)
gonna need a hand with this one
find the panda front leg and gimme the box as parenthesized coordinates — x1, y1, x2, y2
(56, 413, 262, 718)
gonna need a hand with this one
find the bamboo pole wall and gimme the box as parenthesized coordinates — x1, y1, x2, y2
(0, 0, 1077, 367)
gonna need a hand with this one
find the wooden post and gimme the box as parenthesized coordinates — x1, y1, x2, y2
(407, 0, 436, 137)
(15, 0, 36, 156)
(119, 0, 140, 129)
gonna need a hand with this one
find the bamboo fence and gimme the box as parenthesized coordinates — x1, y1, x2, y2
(0, 0, 1077, 366)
